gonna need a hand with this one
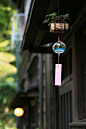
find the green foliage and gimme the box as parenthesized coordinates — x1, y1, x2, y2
(0, 61, 17, 77)
(0, 81, 16, 129)
(0, 40, 11, 52)
(0, 0, 17, 129)
(43, 12, 69, 26)
(0, 40, 10, 47)
(0, 2, 16, 32)
(0, 74, 14, 82)
(0, 52, 16, 63)
(0, 0, 17, 52)
(5, 77, 15, 82)
(4, 30, 12, 35)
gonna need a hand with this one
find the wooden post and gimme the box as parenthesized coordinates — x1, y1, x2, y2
(45, 54, 51, 129)
(75, 32, 84, 119)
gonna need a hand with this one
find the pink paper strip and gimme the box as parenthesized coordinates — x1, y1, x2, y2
(55, 64, 62, 86)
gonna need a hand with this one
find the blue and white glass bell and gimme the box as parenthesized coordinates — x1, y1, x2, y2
(52, 41, 66, 54)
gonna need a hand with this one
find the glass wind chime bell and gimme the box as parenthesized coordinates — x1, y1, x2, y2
(52, 37, 66, 54)
(52, 37, 66, 86)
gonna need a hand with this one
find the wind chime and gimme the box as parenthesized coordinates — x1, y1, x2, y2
(43, 0, 69, 86)
(52, 37, 66, 86)
(51, 0, 69, 86)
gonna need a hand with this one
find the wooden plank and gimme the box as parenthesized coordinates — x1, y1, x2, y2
(45, 54, 51, 129)
(33, 31, 45, 47)
(36, 22, 49, 32)
(62, 95, 65, 129)
(75, 32, 84, 119)
(82, 34, 86, 118)
(60, 80, 73, 95)
(21, 0, 36, 50)
(19, 92, 39, 98)
(39, 54, 43, 128)
(69, 122, 86, 127)
(68, 92, 71, 124)
(65, 93, 68, 129)
(29, 47, 53, 53)
(72, 34, 77, 121)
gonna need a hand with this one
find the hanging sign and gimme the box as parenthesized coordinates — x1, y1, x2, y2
(55, 64, 62, 86)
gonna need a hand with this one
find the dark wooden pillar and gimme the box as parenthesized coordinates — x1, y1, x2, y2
(53, 53, 60, 129)
(39, 54, 43, 129)
(45, 54, 51, 129)
(82, 33, 86, 118)
(75, 32, 84, 119)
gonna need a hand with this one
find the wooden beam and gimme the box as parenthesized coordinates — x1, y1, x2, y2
(21, 0, 36, 50)
(19, 92, 39, 98)
(36, 22, 49, 32)
(45, 0, 58, 15)
(29, 46, 53, 53)
(33, 31, 45, 47)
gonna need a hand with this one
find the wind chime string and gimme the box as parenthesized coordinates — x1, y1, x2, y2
(57, 0, 60, 66)
(58, 37, 60, 65)
(58, 1, 59, 16)
(57, 0, 60, 16)
(57, 51, 59, 66)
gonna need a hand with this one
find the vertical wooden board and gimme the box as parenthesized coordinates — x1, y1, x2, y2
(65, 93, 68, 129)
(82, 35, 86, 118)
(62, 95, 65, 129)
(75, 32, 84, 119)
(70, 127, 85, 129)
(45, 54, 51, 129)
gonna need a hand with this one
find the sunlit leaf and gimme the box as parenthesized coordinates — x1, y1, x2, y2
(0, 40, 10, 47)
(4, 30, 12, 35)
(3, 97, 7, 104)
(5, 77, 15, 82)
(0, 52, 16, 63)
(0, 61, 17, 77)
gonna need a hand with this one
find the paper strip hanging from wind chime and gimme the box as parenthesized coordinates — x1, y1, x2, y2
(52, 37, 66, 86)
(55, 64, 62, 86)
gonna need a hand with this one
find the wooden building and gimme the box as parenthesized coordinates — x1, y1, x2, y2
(10, 0, 86, 129)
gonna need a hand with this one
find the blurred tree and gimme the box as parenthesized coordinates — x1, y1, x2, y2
(0, 0, 17, 129)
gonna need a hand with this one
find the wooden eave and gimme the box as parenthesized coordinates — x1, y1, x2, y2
(21, 0, 58, 52)
(19, 53, 38, 86)
(10, 85, 39, 109)
(21, 0, 86, 53)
